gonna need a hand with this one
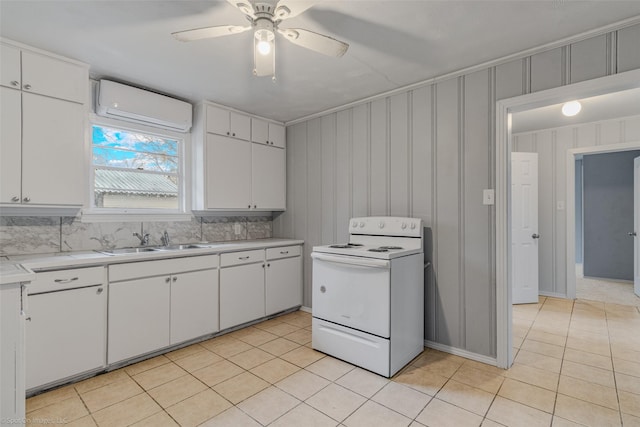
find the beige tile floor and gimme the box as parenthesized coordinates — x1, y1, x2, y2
(576, 275, 640, 308)
(25, 300, 640, 426)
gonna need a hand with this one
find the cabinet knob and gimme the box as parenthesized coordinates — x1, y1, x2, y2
(232, 132, 236, 137)
(165, 277, 171, 283)
(10, 80, 19, 87)
(248, 204, 251, 208)
(267, 263, 270, 267)
(226, 131, 230, 136)
(97, 287, 104, 294)
(254, 205, 257, 209)
(25, 317, 32, 322)
(23, 196, 31, 202)
(11, 196, 19, 202)
(23, 84, 32, 90)
(172, 277, 177, 282)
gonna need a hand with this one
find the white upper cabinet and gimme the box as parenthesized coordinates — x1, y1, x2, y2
(251, 118, 285, 148)
(193, 101, 286, 211)
(0, 41, 88, 207)
(206, 104, 251, 141)
(0, 44, 21, 89)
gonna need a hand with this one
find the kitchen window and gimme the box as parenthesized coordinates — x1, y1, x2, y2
(90, 123, 185, 213)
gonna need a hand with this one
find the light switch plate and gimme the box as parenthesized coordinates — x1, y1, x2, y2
(483, 189, 495, 205)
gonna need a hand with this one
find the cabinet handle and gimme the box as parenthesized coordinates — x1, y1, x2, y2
(254, 205, 257, 209)
(280, 250, 289, 254)
(172, 277, 177, 282)
(262, 264, 265, 268)
(239, 256, 250, 260)
(227, 131, 230, 136)
(10, 80, 19, 87)
(165, 277, 171, 283)
(23, 84, 32, 90)
(267, 263, 270, 267)
(11, 196, 19, 202)
(97, 287, 104, 294)
(54, 277, 78, 283)
(25, 317, 32, 322)
(248, 204, 251, 208)
(232, 132, 236, 137)
(23, 196, 31, 202)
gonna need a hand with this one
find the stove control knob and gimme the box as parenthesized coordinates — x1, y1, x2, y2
(352, 221, 358, 228)
(359, 222, 365, 228)
(379, 222, 385, 229)
(401, 223, 407, 229)
(410, 223, 417, 229)
(320, 285, 326, 293)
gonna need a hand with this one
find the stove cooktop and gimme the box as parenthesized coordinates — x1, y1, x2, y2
(312, 243, 421, 260)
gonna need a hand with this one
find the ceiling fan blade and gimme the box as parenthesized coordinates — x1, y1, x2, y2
(278, 28, 348, 57)
(226, 0, 256, 18)
(172, 25, 251, 42)
(274, 0, 320, 20)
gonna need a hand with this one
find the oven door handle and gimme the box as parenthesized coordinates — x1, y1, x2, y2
(311, 252, 391, 269)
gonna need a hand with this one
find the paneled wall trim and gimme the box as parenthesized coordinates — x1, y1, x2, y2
(273, 21, 640, 362)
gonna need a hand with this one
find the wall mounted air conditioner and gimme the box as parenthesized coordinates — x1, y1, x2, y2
(96, 80, 192, 132)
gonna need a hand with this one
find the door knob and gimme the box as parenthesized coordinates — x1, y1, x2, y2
(629, 231, 637, 237)
(532, 234, 540, 239)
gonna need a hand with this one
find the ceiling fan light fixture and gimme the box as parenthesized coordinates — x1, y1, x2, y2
(255, 28, 274, 55)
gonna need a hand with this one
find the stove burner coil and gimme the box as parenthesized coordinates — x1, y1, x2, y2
(378, 246, 403, 250)
(368, 248, 389, 252)
(329, 244, 353, 248)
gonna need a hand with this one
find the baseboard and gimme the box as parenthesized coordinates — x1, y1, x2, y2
(424, 340, 498, 367)
(299, 306, 312, 313)
(539, 291, 570, 299)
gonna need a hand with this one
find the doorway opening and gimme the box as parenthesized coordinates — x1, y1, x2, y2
(495, 68, 640, 368)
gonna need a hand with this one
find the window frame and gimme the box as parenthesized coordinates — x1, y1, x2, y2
(82, 113, 192, 222)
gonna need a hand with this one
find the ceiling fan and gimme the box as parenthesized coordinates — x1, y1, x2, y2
(172, 0, 349, 79)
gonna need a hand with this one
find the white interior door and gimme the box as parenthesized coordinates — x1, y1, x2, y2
(634, 157, 639, 297)
(511, 152, 539, 304)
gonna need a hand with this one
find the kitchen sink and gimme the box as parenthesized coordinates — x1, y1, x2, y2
(155, 244, 205, 251)
(97, 247, 160, 255)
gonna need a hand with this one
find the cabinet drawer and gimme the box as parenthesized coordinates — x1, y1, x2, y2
(220, 249, 264, 267)
(266, 245, 301, 260)
(29, 266, 104, 294)
(109, 255, 218, 282)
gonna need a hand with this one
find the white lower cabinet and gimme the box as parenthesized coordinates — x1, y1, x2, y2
(107, 256, 219, 364)
(108, 276, 171, 364)
(265, 250, 303, 316)
(170, 269, 219, 345)
(0, 282, 26, 426)
(219, 252, 265, 330)
(26, 267, 106, 391)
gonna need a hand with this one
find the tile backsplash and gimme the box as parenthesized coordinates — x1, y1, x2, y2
(0, 215, 272, 256)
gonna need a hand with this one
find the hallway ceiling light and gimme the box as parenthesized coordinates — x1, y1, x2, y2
(562, 101, 582, 117)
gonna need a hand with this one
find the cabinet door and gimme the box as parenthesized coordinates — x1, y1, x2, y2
(0, 283, 24, 421)
(21, 51, 86, 103)
(206, 134, 252, 209)
(0, 87, 22, 203)
(252, 143, 285, 210)
(219, 263, 265, 330)
(0, 43, 21, 89)
(269, 123, 286, 148)
(251, 118, 269, 144)
(266, 256, 302, 315)
(108, 277, 170, 364)
(170, 269, 219, 344)
(206, 105, 230, 136)
(230, 111, 251, 141)
(26, 285, 106, 390)
(21, 93, 84, 205)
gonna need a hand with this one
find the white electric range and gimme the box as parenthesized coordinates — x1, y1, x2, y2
(311, 216, 424, 377)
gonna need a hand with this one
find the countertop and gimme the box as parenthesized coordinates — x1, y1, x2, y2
(0, 261, 36, 285)
(4, 238, 304, 271)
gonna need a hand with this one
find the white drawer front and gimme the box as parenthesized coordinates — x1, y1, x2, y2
(29, 266, 104, 294)
(109, 255, 218, 282)
(266, 245, 301, 260)
(312, 318, 390, 377)
(220, 249, 264, 267)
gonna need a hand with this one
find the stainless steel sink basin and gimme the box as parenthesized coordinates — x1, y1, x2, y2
(97, 247, 159, 255)
(155, 244, 205, 251)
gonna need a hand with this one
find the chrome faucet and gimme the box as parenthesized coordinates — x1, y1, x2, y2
(133, 232, 150, 246)
(161, 231, 171, 247)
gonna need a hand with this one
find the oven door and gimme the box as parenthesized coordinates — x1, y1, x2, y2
(311, 252, 391, 338)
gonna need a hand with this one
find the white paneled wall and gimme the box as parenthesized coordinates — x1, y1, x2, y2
(513, 114, 640, 296)
(274, 23, 640, 359)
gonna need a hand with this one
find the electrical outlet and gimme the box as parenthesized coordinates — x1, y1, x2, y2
(234, 222, 242, 235)
(483, 189, 495, 205)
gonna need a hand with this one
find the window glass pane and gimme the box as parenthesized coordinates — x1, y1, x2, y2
(91, 124, 181, 211)
(93, 168, 178, 209)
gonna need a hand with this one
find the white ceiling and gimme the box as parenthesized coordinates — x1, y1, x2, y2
(2, 1, 640, 123)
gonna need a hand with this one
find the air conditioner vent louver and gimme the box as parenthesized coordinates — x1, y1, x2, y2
(97, 80, 192, 132)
